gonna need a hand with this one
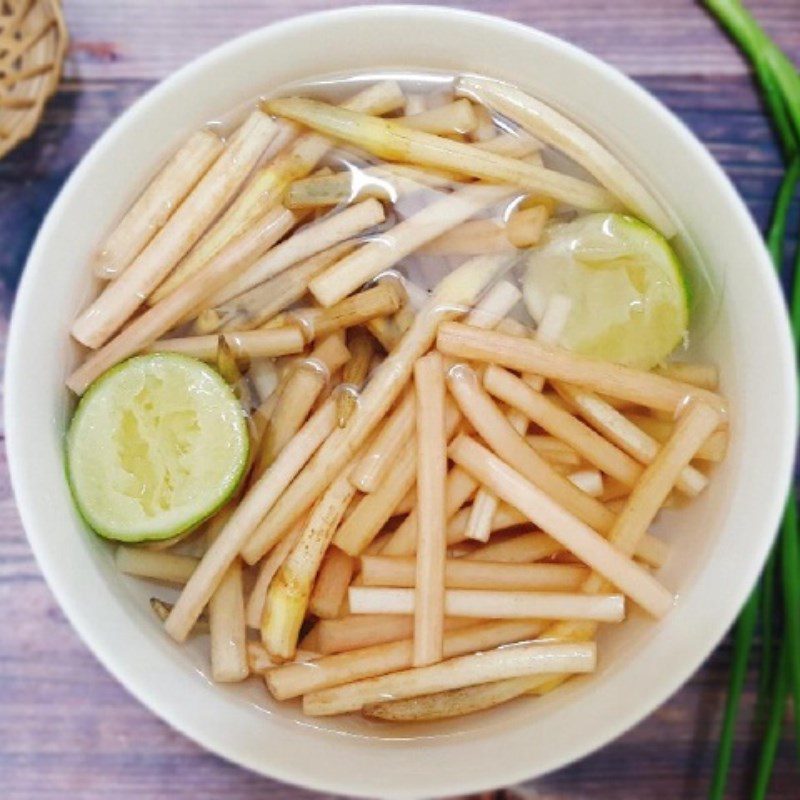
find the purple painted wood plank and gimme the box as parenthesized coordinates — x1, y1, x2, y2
(60, 0, 800, 81)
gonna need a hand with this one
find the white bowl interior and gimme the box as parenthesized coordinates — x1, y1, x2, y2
(6, 7, 796, 798)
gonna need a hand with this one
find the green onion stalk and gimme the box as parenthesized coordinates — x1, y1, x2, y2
(704, 1, 800, 797)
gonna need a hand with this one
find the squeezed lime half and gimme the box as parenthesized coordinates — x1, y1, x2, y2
(523, 213, 690, 368)
(66, 353, 249, 542)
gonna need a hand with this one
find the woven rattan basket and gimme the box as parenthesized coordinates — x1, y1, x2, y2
(0, 0, 67, 160)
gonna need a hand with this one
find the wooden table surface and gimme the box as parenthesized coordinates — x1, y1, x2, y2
(2, 2, 800, 798)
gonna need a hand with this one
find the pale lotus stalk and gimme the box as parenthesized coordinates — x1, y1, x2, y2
(337, 328, 376, 427)
(653, 362, 719, 390)
(568, 469, 604, 498)
(484, 366, 644, 487)
(93, 129, 224, 279)
(446, 364, 616, 533)
(163, 401, 337, 642)
(209, 558, 249, 682)
(262, 476, 357, 659)
(309, 184, 514, 307)
(555, 383, 707, 496)
(265, 97, 617, 213)
(146, 325, 305, 361)
(420, 219, 516, 257)
(200, 242, 356, 333)
(349, 586, 625, 622)
(409, 400, 720, 717)
(449, 435, 674, 617)
(505, 205, 549, 248)
(437, 322, 727, 415)
(361, 556, 588, 592)
(115, 547, 198, 584)
(456, 76, 676, 237)
(72, 111, 279, 347)
(243, 255, 510, 561)
(208, 199, 386, 306)
(397, 98, 478, 135)
(266, 619, 547, 700)
(412, 352, 448, 666)
(67, 207, 297, 395)
(151, 81, 405, 302)
(254, 334, 351, 477)
(308, 546, 357, 620)
(626, 413, 728, 462)
(301, 641, 596, 716)
(245, 516, 306, 629)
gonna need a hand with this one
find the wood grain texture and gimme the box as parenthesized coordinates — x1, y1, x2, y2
(2, 1, 800, 798)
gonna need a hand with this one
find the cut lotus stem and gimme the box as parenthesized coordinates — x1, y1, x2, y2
(653, 362, 719, 390)
(363, 673, 551, 721)
(568, 469, 604, 498)
(448, 502, 531, 546)
(302, 640, 596, 716)
(284, 161, 454, 209)
(419, 219, 516, 256)
(437, 322, 727, 416)
(337, 398, 461, 557)
(72, 111, 279, 348)
(151, 81, 404, 303)
(245, 516, 306, 629)
(337, 440, 417, 556)
(465, 489, 501, 544)
(600, 401, 721, 562)
(309, 184, 514, 307)
(450, 435, 674, 617)
(163, 400, 337, 642)
(456, 521, 667, 569)
(246, 255, 509, 559)
(93, 129, 224, 280)
(461, 280, 521, 329)
(526, 436, 582, 466)
(67, 207, 297, 395)
(361, 556, 588, 592)
(349, 387, 414, 492)
(412, 352, 448, 666)
(505, 205, 549, 248)
(300, 280, 406, 340)
(254, 334, 351, 479)
(349, 586, 624, 622)
(446, 364, 615, 533)
(396, 98, 479, 135)
(312, 615, 475, 655)
(456, 76, 675, 237)
(146, 325, 305, 361)
(555, 383, 707, 496)
(209, 199, 387, 306)
(262, 476, 357, 659)
(626, 413, 728, 462)
(473, 129, 542, 157)
(463, 531, 563, 564)
(266, 619, 547, 700)
(202, 242, 356, 333)
(484, 366, 644, 487)
(308, 546, 357, 620)
(209, 558, 249, 682)
(337, 328, 376, 427)
(115, 546, 198, 584)
(265, 97, 617, 213)
(472, 104, 497, 141)
(394, 487, 416, 516)
(383, 465, 479, 557)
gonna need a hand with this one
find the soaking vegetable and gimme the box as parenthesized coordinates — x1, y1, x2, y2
(64, 69, 729, 725)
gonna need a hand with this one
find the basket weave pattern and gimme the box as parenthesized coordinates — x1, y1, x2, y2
(0, 0, 67, 159)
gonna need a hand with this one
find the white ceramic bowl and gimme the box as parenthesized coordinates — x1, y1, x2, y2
(6, 6, 797, 798)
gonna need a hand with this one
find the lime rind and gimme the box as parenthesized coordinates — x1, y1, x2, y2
(523, 213, 690, 369)
(66, 353, 249, 543)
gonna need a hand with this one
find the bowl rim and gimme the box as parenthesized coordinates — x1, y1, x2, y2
(5, 5, 798, 797)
